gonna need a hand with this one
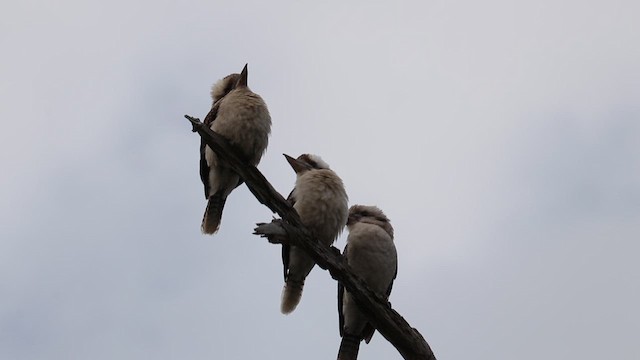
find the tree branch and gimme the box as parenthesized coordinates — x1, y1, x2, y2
(185, 114, 436, 360)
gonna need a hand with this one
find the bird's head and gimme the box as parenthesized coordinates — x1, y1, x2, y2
(283, 153, 331, 175)
(347, 205, 394, 238)
(210, 64, 249, 102)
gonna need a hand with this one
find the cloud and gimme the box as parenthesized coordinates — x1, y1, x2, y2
(1, 1, 638, 359)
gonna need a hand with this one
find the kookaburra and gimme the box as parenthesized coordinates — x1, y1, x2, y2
(280, 153, 349, 314)
(199, 64, 271, 234)
(337, 205, 397, 360)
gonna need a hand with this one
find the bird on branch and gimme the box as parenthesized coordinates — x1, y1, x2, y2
(199, 64, 271, 235)
(258, 154, 349, 314)
(337, 205, 397, 360)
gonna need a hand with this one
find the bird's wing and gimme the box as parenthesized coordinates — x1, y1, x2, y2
(338, 280, 345, 337)
(199, 139, 210, 199)
(364, 255, 398, 343)
(338, 243, 348, 337)
(280, 188, 298, 280)
(281, 243, 290, 281)
(362, 323, 376, 344)
(286, 188, 296, 206)
(199, 102, 221, 199)
(386, 262, 398, 298)
(280, 188, 301, 280)
(203, 100, 220, 126)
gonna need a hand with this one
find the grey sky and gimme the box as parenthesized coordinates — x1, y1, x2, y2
(1, 1, 639, 359)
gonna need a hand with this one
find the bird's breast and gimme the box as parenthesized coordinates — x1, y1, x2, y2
(292, 170, 348, 244)
(210, 92, 271, 164)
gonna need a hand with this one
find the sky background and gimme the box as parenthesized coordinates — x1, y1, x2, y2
(1, 1, 639, 359)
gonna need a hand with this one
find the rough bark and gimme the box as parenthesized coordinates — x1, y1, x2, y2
(185, 115, 437, 360)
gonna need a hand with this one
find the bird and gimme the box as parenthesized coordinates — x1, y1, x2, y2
(279, 153, 349, 314)
(199, 64, 271, 235)
(337, 205, 397, 360)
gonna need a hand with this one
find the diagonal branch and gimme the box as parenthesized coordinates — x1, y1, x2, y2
(185, 114, 436, 360)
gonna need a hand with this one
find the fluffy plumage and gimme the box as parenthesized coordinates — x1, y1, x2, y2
(280, 153, 349, 314)
(199, 64, 271, 234)
(337, 205, 397, 360)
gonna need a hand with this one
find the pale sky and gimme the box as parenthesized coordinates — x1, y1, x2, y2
(1, 1, 639, 359)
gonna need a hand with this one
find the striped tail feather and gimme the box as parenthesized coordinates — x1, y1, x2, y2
(337, 334, 361, 360)
(201, 192, 226, 235)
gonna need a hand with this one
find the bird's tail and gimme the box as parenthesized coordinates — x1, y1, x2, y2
(337, 334, 361, 360)
(201, 192, 226, 235)
(280, 279, 304, 314)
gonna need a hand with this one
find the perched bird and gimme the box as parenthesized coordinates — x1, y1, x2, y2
(199, 64, 271, 234)
(337, 205, 397, 360)
(280, 153, 349, 314)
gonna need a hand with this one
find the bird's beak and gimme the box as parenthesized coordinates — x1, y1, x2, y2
(284, 154, 311, 174)
(236, 63, 248, 87)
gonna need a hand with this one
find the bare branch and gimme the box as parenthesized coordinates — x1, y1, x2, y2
(186, 115, 437, 360)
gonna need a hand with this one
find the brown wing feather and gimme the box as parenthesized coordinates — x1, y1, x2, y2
(338, 244, 349, 337)
(281, 189, 297, 280)
(199, 102, 221, 199)
(363, 260, 398, 343)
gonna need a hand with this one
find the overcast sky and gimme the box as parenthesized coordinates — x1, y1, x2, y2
(1, 1, 639, 359)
